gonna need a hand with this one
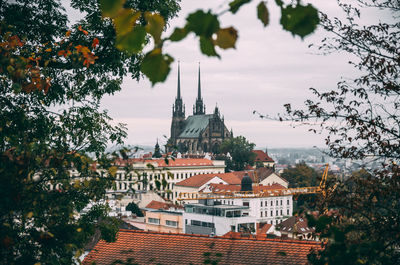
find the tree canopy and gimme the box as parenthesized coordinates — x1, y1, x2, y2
(219, 136, 256, 171)
(0, 0, 180, 263)
(281, 162, 318, 188)
(268, 0, 400, 263)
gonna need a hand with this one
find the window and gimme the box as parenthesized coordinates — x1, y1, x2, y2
(260, 201, 263, 207)
(270, 201, 273, 206)
(148, 218, 160, 224)
(287, 209, 290, 215)
(260, 211, 263, 217)
(243, 202, 249, 207)
(166, 220, 178, 227)
(231, 225, 235, 232)
(271, 210, 273, 216)
(287, 199, 290, 205)
(265, 211, 268, 217)
(280, 200, 283, 205)
(276, 210, 279, 216)
(280, 210, 283, 215)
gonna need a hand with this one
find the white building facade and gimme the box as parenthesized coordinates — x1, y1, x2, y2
(183, 202, 257, 236)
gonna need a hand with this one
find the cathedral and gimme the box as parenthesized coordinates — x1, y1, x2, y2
(168, 63, 232, 154)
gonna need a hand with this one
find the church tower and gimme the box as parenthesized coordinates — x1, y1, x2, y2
(193, 63, 205, 115)
(170, 62, 185, 148)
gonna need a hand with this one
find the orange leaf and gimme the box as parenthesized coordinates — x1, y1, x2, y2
(66, 30, 71, 37)
(45, 48, 52, 52)
(78, 25, 89, 35)
(92, 38, 99, 48)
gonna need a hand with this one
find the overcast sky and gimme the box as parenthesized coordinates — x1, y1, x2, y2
(94, 0, 365, 149)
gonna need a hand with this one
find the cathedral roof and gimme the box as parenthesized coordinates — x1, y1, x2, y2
(178, 114, 214, 138)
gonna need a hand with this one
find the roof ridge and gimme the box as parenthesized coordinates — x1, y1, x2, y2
(117, 229, 319, 245)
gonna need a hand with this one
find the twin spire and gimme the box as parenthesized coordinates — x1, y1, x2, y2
(173, 62, 205, 118)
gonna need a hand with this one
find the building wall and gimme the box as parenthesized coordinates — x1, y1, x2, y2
(109, 160, 225, 201)
(259, 173, 289, 188)
(145, 211, 183, 233)
(183, 212, 257, 236)
(214, 195, 293, 226)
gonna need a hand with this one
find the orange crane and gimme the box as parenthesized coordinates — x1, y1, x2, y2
(177, 164, 331, 201)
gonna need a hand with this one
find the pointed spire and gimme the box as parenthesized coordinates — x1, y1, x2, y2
(173, 61, 184, 118)
(177, 61, 181, 100)
(197, 62, 201, 100)
(193, 62, 205, 115)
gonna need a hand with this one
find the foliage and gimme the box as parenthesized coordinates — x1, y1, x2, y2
(99, 0, 320, 85)
(125, 202, 143, 217)
(265, 0, 400, 263)
(281, 162, 319, 188)
(0, 0, 180, 264)
(219, 136, 256, 171)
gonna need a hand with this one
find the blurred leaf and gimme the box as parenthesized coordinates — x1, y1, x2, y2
(200, 36, 220, 58)
(257, 1, 269, 27)
(141, 49, 174, 85)
(114, 9, 141, 36)
(229, 0, 251, 14)
(169, 27, 188, 42)
(186, 10, 220, 38)
(115, 26, 146, 54)
(215, 27, 238, 49)
(100, 0, 125, 18)
(280, 3, 319, 38)
(144, 12, 165, 44)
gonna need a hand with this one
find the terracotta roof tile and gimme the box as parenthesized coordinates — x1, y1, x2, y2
(252, 150, 275, 162)
(176, 173, 241, 188)
(204, 183, 286, 193)
(83, 230, 321, 265)
(145, 200, 183, 210)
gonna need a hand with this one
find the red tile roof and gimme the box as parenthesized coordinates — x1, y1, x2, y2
(83, 230, 321, 265)
(278, 216, 315, 235)
(175, 172, 241, 188)
(145, 200, 182, 210)
(203, 183, 286, 194)
(252, 150, 275, 162)
(233, 168, 289, 185)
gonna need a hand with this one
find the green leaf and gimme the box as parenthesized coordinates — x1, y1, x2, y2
(169, 27, 188, 42)
(199, 36, 220, 58)
(185, 10, 220, 38)
(215, 27, 238, 49)
(257, 2, 269, 27)
(115, 26, 146, 54)
(114, 9, 141, 36)
(280, 3, 319, 38)
(144, 12, 165, 44)
(229, 0, 251, 14)
(100, 0, 125, 18)
(141, 49, 174, 86)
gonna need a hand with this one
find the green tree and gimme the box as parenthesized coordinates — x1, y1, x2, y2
(0, 0, 180, 264)
(125, 202, 144, 217)
(271, 0, 400, 263)
(281, 162, 318, 188)
(219, 136, 256, 171)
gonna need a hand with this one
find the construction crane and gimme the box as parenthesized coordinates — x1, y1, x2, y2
(177, 164, 330, 201)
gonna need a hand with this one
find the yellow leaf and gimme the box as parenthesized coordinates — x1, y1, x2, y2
(114, 9, 141, 36)
(215, 27, 238, 49)
(27, 211, 34, 218)
(108, 166, 118, 177)
(144, 12, 165, 44)
(34, 263, 41, 265)
(73, 179, 80, 188)
(77, 228, 82, 232)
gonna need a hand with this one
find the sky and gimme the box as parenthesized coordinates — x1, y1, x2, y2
(93, 1, 363, 149)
